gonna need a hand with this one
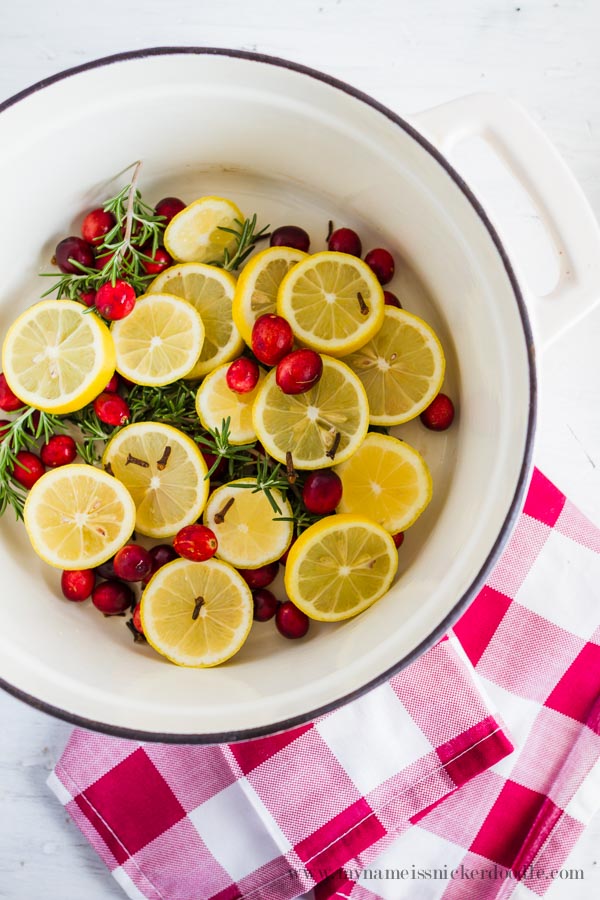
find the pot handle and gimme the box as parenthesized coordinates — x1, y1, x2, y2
(412, 93, 600, 349)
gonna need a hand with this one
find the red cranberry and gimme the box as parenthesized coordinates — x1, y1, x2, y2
(95, 557, 116, 580)
(173, 524, 218, 561)
(392, 532, 404, 548)
(383, 291, 402, 308)
(93, 392, 130, 427)
(276, 601, 309, 639)
(55, 236, 95, 274)
(81, 208, 116, 245)
(92, 579, 134, 615)
(201, 449, 227, 480)
(143, 543, 179, 583)
(302, 470, 343, 515)
(364, 248, 395, 285)
(114, 544, 153, 582)
(155, 197, 186, 223)
(142, 245, 172, 275)
(276, 349, 323, 395)
(226, 357, 260, 394)
(79, 290, 97, 308)
(40, 434, 77, 468)
(270, 225, 310, 253)
(420, 393, 455, 431)
(328, 227, 362, 256)
(252, 314, 294, 367)
(238, 562, 279, 590)
(12, 451, 45, 489)
(132, 602, 144, 633)
(61, 569, 96, 602)
(94, 249, 116, 270)
(95, 279, 136, 320)
(278, 535, 296, 566)
(253, 588, 279, 622)
(0, 373, 23, 411)
(104, 373, 120, 393)
(0, 420, 10, 441)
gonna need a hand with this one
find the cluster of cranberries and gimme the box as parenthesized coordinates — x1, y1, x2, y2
(53, 196, 185, 323)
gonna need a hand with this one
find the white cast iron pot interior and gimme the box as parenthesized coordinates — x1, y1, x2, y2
(0, 51, 535, 740)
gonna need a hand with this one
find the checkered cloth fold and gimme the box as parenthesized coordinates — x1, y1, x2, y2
(49, 469, 600, 900)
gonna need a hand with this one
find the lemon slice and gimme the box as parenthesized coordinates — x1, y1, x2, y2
(141, 558, 253, 667)
(233, 246, 308, 345)
(111, 293, 204, 386)
(252, 356, 369, 469)
(196, 362, 265, 444)
(148, 263, 243, 378)
(335, 433, 432, 532)
(23, 464, 135, 570)
(1, 299, 115, 414)
(343, 307, 445, 424)
(103, 422, 209, 538)
(284, 514, 398, 621)
(164, 196, 243, 264)
(203, 479, 293, 568)
(277, 251, 385, 356)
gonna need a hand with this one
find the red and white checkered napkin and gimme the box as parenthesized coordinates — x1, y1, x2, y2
(48, 468, 600, 900)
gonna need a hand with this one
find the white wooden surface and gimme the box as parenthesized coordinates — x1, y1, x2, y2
(1, 1, 600, 897)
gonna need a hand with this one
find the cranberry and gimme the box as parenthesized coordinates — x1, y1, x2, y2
(95, 557, 116, 580)
(132, 602, 144, 633)
(12, 451, 45, 489)
(0, 420, 10, 441)
(276, 349, 322, 395)
(92, 579, 134, 615)
(55, 236, 95, 274)
(238, 562, 279, 590)
(226, 357, 260, 394)
(94, 249, 116, 270)
(420, 393, 455, 431)
(40, 434, 77, 468)
(155, 197, 186, 223)
(276, 601, 309, 639)
(142, 245, 172, 275)
(253, 588, 279, 621)
(252, 314, 294, 367)
(279, 535, 296, 566)
(270, 225, 310, 253)
(383, 291, 402, 308)
(114, 544, 153, 582)
(79, 290, 97, 308)
(61, 569, 96, 602)
(95, 279, 136, 320)
(143, 543, 179, 583)
(93, 392, 130, 427)
(0, 373, 23, 411)
(328, 227, 362, 256)
(302, 470, 343, 515)
(104, 373, 120, 393)
(392, 532, 404, 549)
(173, 524, 218, 561)
(201, 449, 227, 480)
(364, 248, 395, 285)
(81, 208, 116, 245)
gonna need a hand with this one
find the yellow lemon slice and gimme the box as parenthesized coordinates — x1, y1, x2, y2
(164, 196, 243, 264)
(284, 514, 398, 621)
(196, 362, 265, 444)
(335, 432, 432, 532)
(111, 293, 204, 386)
(203, 479, 293, 568)
(23, 464, 135, 570)
(148, 263, 243, 378)
(343, 307, 445, 424)
(1, 299, 115, 414)
(252, 356, 369, 469)
(233, 246, 307, 346)
(103, 422, 209, 539)
(141, 558, 253, 667)
(277, 251, 385, 356)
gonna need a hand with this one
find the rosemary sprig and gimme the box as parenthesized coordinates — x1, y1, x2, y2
(0, 408, 66, 518)
(41, 161, 166, 301)
(127, 381, 199, 433)
(209, 215, 270, 271)
(200, 418, 256, 480)
(232, 455, 290, 514)
(67, 406, 121, 465)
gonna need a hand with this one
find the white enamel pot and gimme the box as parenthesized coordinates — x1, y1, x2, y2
(1, 49, 599, 742)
